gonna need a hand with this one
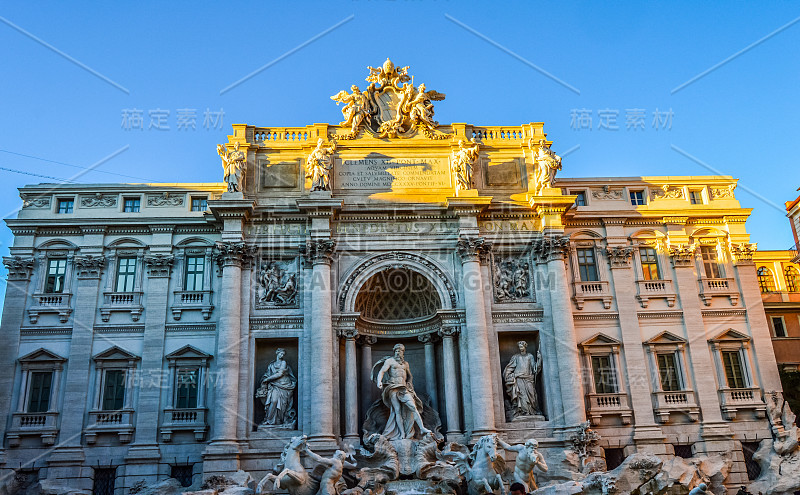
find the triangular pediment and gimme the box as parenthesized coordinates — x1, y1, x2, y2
(19, 348, 66, 363)
(165, 345, 211, 361)
(579, 333, 621, 347)
(709, 328, 751, 343)
(93, 345, 139, 361)
(645, 331, 687, 345)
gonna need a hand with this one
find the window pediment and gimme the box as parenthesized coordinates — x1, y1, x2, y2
(166, 345, 211, 364)
(93, 345, 139, 362)
(19, 348, 66, 363)
(709, 328, 750, 343)
(645, 331, 686, 346)
(579, 333, 621, 352)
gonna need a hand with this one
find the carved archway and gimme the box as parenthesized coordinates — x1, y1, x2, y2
(338, 252, 457, 313)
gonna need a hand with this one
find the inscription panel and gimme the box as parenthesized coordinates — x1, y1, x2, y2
(335, 157, 450, 190)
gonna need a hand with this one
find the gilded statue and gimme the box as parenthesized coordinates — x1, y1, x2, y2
(451, 139, 480, 194)
(534, 139, 562, 194)
(218, 142, 246, 193)
(306, 138, 336, 191)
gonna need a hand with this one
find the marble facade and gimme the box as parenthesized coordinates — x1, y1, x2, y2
(0, 61, 785, 493)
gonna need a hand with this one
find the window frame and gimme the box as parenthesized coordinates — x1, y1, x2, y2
(579, 334, 625, 396)
(91, 346, 139, 413)
(771, 316, 788, 338)
(757, 266, 776, 293)
(115, 256, 138, 293)
(709, 329, 757, 392)
(688, 189, 704, 205)
(190, 196, 208, 212)
(571, 190, 587, 207)
(16, 349, 65, 415)
(576, 247, 599, 282)
(43, 257, 68, 294)
(56, 198, 75, 214)
(122, 197, 141, 213)
(638, 246, 661, 281)
(164, 345, 211, 411)
(699, 244, 724, 279)
(784, 266, 799, 292)
(656, 352, 682, 392)
(184, 255, 205, 292)
(644, 331, 692, 393)
(629, 190, 646, 206)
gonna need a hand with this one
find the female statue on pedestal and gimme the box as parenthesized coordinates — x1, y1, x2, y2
(256, 348, 297, 428)
(503, 341, 542, 418)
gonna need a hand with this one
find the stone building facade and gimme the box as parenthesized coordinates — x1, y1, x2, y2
(0, 62, 785, 493)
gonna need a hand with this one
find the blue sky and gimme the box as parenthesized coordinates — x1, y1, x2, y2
(0, 1, 798, 300)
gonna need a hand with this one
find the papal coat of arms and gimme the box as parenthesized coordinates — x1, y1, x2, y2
(331, 58, 448, 140)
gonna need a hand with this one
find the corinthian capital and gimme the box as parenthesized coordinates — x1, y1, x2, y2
(605, 246, 634, 268)
(301, 239, 336, 266)
(74, 255, 107, 279)
(532, 235, 570, 262)
(214, 241, 254, 268)
(144, 254, 175, 277)
(668, 244, 696, 268)
(456, 236, 487, 263)
(730, 242, 756, 265)
(3, 256, 35, 281)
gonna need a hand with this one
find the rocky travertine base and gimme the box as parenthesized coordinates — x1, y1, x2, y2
(531, 452, 731, 495)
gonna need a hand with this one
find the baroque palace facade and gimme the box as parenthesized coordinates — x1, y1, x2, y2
(0, 61, 784, 492)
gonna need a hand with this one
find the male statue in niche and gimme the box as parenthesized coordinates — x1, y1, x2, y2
(256, 348, 297, 428)
(504, 340, 542, 418)
(373, 343, 432, 440)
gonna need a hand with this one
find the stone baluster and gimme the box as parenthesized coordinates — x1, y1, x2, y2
(438, 326, 461, 438)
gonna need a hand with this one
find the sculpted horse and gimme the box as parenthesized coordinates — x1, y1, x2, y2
(257, 435, 319, 495)
(446, 434, 506, 495)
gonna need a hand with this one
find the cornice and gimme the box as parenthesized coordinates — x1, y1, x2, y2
(573, 313, 619, 321)
(637, 311, 684, 319)
(701, 309, 747, 318)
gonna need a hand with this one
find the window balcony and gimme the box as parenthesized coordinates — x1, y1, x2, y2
(160, 407, 208, 442)
(587, 392, 632, 425)
(635, 280, 677, 308)
(99, 292, 143, 322)
(699, 278, 739, 306)
(170, 290, 213, 321)
(652, 390, 700, 423)
(28, 293, 73, 324)
(85, 409, 135, 443)
(7, 412, 59, 447)
(572, 280, 612, 310)
(718, 387, 766, 420)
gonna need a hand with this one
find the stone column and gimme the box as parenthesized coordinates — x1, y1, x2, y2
(207, 242, 249, 456)
(532, 236, 586, 427)
(304, 239, 337, 446)
(126, 252, 174, 468)
(418, 333, 439, 411)
(46, 252, 106, 491)
(457, 236, 497, 436)
(605, 245, 665, 452)
(359, 335, 377, 420)
(438, 326, 461, 438)
(668, 245, 730, 440)
(340, 327, 359, 444)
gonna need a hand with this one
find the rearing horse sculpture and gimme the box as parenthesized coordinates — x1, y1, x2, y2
(257, 435, 319, 495)
(446, 434, 507, 495)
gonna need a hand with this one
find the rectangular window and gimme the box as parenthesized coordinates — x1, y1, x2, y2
(175, 368, 199, 409)
(673, 444, 693, 459)
(115, 257, 137, 292)
(57, 199, 74, 214)
(700, 246, 722, 278)
(639, 247, 661, 280)
(123, 197, 140, 213)
(689, 190, 703, 205)
(101, 370, 125, 411)
(630, 190, 645, 206)
(657, 353, 681, 391)
(772, 316, 787, 338)
(44, 258, 67, 293)
(27, 371, 53, 413)
(722, 350, 747, 389)
(92, 467, 117, 495)
(573, 191, 586, 207)
(591, 354, 617, 394)
(577, 248, 599, 282)
(191, 197, 208, 212)
(184, 256, 205, 291)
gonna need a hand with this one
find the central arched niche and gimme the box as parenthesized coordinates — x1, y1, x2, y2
(354, 268, 441, 323)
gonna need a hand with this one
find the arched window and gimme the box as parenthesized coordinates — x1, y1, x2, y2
(785, 266, 799, 292)
(757, 267, 775, 293)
